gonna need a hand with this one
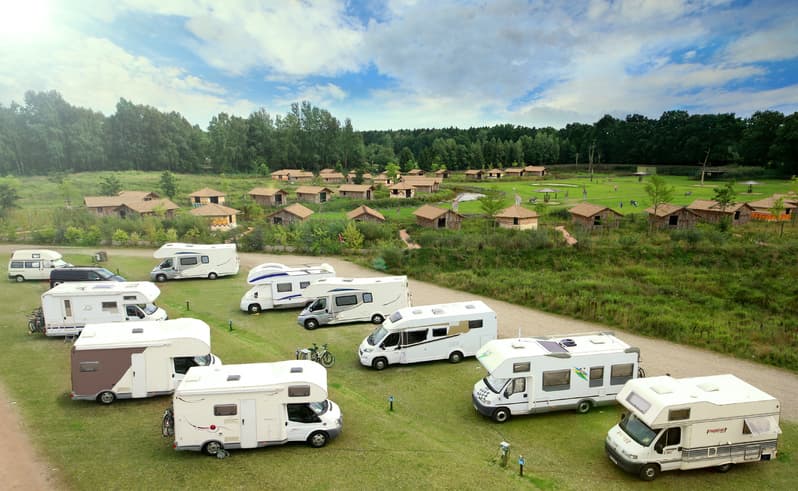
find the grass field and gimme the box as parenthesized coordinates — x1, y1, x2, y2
(0, 252, 795, 490)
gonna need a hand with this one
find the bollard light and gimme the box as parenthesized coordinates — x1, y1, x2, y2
(186, 300, 190, 311)
(228, 319, 233, 331)
(518, 455, 525, 476)
(499, 441, 510, 467)
(388, 395, 394, 411)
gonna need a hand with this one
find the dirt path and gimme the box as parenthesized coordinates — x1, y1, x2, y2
(2, 244, 798, 489)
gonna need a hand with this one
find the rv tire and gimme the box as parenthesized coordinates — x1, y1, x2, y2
(639, 464, 660, 481)
(304, 318, 319, 330)
(15, 275, 24, 282)
(155, 274, 167, 282)
(371, 314, 384, 324)
(247, 304, 261, 314)
(208, 272, 218, 280)
(576, 400, 592, 414)
(308, 431, 329, 448)
(493, 408, 510, 423)
(373, 358, 388, 371)
(203, 440, 223, 456)
(97, 391, 116, 405)
(716, 463, 732, 473)
(448, 351, 463, 364)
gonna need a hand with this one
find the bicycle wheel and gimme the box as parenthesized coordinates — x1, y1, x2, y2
(320, 351, 335, 368)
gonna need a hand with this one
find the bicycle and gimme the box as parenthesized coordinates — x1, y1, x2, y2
(161, 407, 174, 437)
(28, 308, 44, 334)
(295, 343, 335, 368)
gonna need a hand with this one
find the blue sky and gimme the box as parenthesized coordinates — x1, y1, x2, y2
(0, 0, 796, 131)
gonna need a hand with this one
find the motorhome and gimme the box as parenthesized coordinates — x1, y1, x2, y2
(8, 249, 72, 282)
(296, 276, 410, 330)
(150, 243, 239, 282)
(165, 360, 342, 456)
(605, 374, 781, 481)
(71, 318, 221, 404)
(37, 281, 167, 337)
(240, 262, 336, 313)
(472, 332, 642, 422)
(358, 300, 497, 370)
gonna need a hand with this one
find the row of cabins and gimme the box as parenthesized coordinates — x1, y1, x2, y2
(270, 166, 546, 184)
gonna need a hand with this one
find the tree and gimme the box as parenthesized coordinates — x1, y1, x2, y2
(478, 189, 506, 226)
(100, 174, 122, 196)
(769, 197, 786, 236)
(644, 175, 675, 217)
(0, 180, 20, 218)
(712, 181, 737, 212)
(385, 162, 400, 183)
(159, 170, 177, 199)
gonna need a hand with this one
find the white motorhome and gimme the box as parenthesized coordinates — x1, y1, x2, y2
(240, 262, 336, 313)
(8, 249, 72, 282)
(166, 360, 342, 456)
(472, 332, 642, 422)
(358, 300, 497, 370)
(297, 276, 410, 330)
(606, 374, 781, 481)
(70, 318, 221, 404)
(37, 281, 167, 337)
(150, 243, 239, 282)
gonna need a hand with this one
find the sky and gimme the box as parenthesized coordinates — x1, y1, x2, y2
(0, 0, 797, 131)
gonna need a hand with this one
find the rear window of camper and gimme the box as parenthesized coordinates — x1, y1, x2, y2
(214, 404, 237, 416)
(468, 319, 483, 329)
(335, 295, 358, 307)
(610, 363, 634, 385)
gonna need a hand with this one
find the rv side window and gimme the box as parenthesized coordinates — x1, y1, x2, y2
(123, 295, 137, 301)
(655, 427, 681, 453)
(180, 257, 198, 266)
(201, 255, 209, 264)
(432, 327, 447, 337)
(173, 357, 200, 375)
(213, 404, 237, 416)
(468, 319, 483, 329)
(610, 363, 634, 385)
(363, 293, 373, 303)
(287, 404, 321, 423)
(504, 377, 526, 396)
(26, 261, 40, 268)
(513, 362, 530, 373)
(10, 261, 23, 268)
(404, 329, 428, 345)
(300, 281, 310, 289)
(79, 361, 99, 372)
(101, 301, 118, 313)
(64, 300, 72, 317)
(382, 333, 400, 347)
(668, 408, 691, 421)
(589, 366, 604, 387)
(276, 283, 292, 293)
(126, 305, 144, 318)
(335, 295, 358, 307)
(288, 385, 311, 397)
(542, 370, 571, 391)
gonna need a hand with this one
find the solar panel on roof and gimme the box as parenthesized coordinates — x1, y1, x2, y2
(538, 340, 568, 353)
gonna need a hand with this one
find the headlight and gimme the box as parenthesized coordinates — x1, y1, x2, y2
(621, 449, 638, 460)
(362, 347, 373, 353)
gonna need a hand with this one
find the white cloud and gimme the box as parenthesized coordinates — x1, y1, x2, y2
(273, 83, 348, 109)
(723, 19, 798, 64)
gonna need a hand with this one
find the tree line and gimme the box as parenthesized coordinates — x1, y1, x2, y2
(1, 90, 796, 176)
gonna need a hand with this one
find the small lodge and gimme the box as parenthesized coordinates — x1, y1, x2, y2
(494, 204, 539, 230)
(248, 187, 289, 207)
(348, 171, 373, 183)
(465, 169, 484, 180)
(487, 168, 505, 179)
(295, 186, 334, 203)
(434, 169, 449, 179)
(270, 169, 314, 182)
(268, 203, 314, 225)
(747, 195, 796, 221)
(523, 165, 547, 176)
(687, 200, 753, 225)
(400, 176, 440, 193)
(346, 205, 385, 223)
(504, 167, 525, 178)
(373, 172, 396, 186)
(388, 181, 416, 199)
(189, 203, 239, 230)
(406, 169, 425, 176)
(569, 202, 622, 230)
(413, 204, 463, 230)
(645, 203, 699, 230)
(188, 187, 226, 207)
(84, 191, 179, 219)
(321, 172, 346, 184)
(337, 184, 374, 200)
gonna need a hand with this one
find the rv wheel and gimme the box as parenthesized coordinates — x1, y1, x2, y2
(247, 304, 261, 314)
(97, 391, 116, 405)
(639, 464, 660, 481)
(308, 431, 329, 448)
(304, 318, 319, 330)
(448, 351, 463, 364)
(208, 272, 218, 280)
(576, 400, 592, 414)
(716, 463, 732, 473)
(372, 358, 388, 370)
(155, 274, 167, 282)
(203, 440, 223, 456)
(15, 275, 24, 282)
(371, 314, 384, 324)
(493, 408, 510, 423)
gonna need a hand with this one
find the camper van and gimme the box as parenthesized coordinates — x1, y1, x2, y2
(606, 374, 781, 481)
(150, 243, 239, 282)
(8, 249, 72, 282)
(240, 262, 336, 313)
(296, 276, 410, 330)
(166, 360, 342, 456)
(472, 332, 642, 422)
(37, 281, 167, 337)
(71, 318, 221, 404)
(358, 300, 497, 370)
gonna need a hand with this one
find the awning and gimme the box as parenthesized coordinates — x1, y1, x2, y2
(744, 416, 782, 436)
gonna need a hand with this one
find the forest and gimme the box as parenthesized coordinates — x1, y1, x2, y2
(1, 90, 797, 176)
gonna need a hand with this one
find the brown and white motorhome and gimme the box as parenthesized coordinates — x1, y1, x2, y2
(71, 318, 220, 404)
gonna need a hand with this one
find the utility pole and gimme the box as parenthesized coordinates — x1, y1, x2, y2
(700, 147, 710, 187)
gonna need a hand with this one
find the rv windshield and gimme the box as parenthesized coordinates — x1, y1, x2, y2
(619, 413, 659, 447)
(139, 303, 159, 315)
(194, 354, 213, 366)
(309, 400, 329, 415)
(367, 326, 389, 346)
(484, 374, 509, 393)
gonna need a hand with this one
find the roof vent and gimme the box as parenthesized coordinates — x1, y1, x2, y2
(131, 327, 144, 334)
(589, 337, 606, 344)
(227, 375, 241, 382)
(431, 308, 444, 315)
(651, 385, 673, 395)
(560, 338, 577, 347)
(697, 382, 719, 392)
(412, 309, 423, 315)
(465, 304, 475, 309)
(290, 366, 303, 373)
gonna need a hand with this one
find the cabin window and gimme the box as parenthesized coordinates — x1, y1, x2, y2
(513, 362, 531, 373)
(363, 293, 373, 303)
(542, 370, 571, 391)
(404, 329, 428, 345)
(593, 215, 601, 226)
(101, 301, 118, 313)
(64, 299, 72, 317)
(287, 404, 321, 423)
(655, 427, 681, 453)
(468, 319, 483, 329)
(382, 333, 400, 348)
(276, 283, 292, 293)
(79, 361, 99, 372)
(669, 408, 691, 421)
(180, 257, 198, 266)
(10, 261, 23, 268)
(734, 211, 741, 220)
(288, 385, 311, 397)
(123, 295, 137, 301)
(610, 363, 634, 385)
(668, 215, 679, 226)
(26, 261, 40, 268)
(589, 366, 604, 387)
(626, 392, 652, 413)
(126, 305, 144, 318)
(173, 357, 202, 375)
(432, 327, 447, 337)
(504, 377, 526, 396)
(335, 295, 358, 307)
(300, 281, 310, 289)
(213, 404, 237, 416)
(201, 256, 210, 264)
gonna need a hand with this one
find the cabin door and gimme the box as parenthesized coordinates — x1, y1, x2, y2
(239, 399, 258, 448)
(131, 353, 147, 398)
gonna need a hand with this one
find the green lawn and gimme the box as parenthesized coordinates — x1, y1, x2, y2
(0, 252, 795, 490)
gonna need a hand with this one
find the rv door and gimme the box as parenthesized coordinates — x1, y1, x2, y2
(131, 353, 147, 398)
(62, 299, 74, 324)
(240, 399, 258, 449)
(501, 377, 530, 415)
(653, 427, 683, 471)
